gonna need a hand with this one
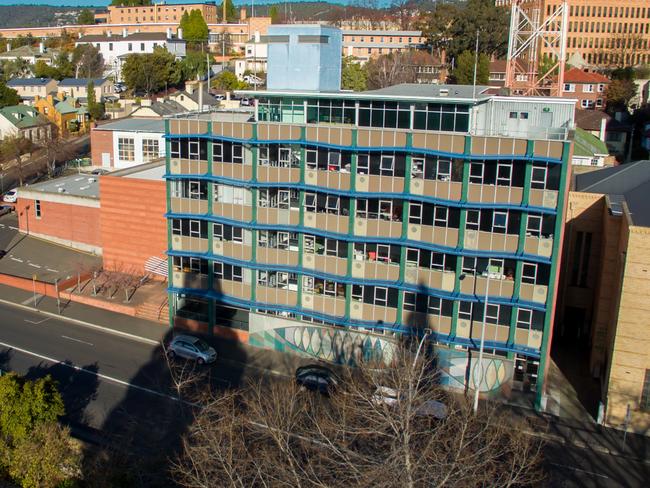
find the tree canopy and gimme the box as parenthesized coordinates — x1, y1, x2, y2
(452, 50, 489, 85)
(341, 56, 367, 91)
(212, 70, 248, 90)
(72, 44, 104, 79)
(87, 80, 105, 120)
(419, 0, 509, 61)
(179, 9, 209, 44)
(122, 46, 181, 95)
(0, 81, 20, 108)
(605, 79, 638, 111)
(77, 8, 95, 25)
(181, 50, 208, 81)
(220, 0, 238, 23)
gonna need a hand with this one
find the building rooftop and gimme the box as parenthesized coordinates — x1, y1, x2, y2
(341, 30, 422, 37)
(0, 45, 59, 59)
(109, 160, 166, 181)
(59, 78, 110, 87)
(7, 77, 55, 87)
(94, 117, 165, 133)
(364, 84, 493, 100)
(574, 109, 609, 132)
(564, 68, 610, 84)
(165, 108, 255, 122)
(0, 105, 49, 129)
(24, 174, 100, 199)
(77, 32, 173, 43)
(575, 160, 650, 226)
(573, 127, 608, 158)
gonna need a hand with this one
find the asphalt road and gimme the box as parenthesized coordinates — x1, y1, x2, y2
(0, 300, 647, 487)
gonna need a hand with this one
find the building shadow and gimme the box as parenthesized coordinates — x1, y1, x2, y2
(81, 280, 248, 487)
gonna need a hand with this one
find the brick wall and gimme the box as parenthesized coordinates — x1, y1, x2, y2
(90, 128, 114, 168)
(15, 197, 102, 251)
(100, 174, 167, 276)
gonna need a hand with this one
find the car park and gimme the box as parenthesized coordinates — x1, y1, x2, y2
(0, 205, 12, 216)
(2, 189, 17, 203)
(167, 334, 217, 364)
(295, 365, 339, 395)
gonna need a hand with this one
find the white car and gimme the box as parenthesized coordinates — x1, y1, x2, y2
(372, 386, 448, 420)
(2, 189, 17, 203)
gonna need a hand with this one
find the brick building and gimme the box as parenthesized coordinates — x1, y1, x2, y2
(560, 68, 610, 110)
(104, 1, 217, 24)
(90, 118, 165, 169)
(557, 161, 650, 432)
(14, 162, 167, 276)
(341, 30, 426, 63)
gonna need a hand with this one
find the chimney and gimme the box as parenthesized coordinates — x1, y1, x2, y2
(240, 7, 247, 22)
(254, 31, 260, 43)
(177, 28, 183, 40)
(166, 27, 172, 38)
(186, 81, 195, 94)
(122, 28, 128, 38)
(198, 80, 204, 111)
(6, 42, 10, 52)
(107, 29, 112, 37)
(39, 42, 45, 54)
(78, 32, 82, 38)
(599, 116, 607, 142)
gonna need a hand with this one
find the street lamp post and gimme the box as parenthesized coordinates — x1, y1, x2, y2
(460, 269, 491, 414)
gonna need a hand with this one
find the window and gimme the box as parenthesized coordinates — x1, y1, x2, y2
(509, 112, 518, 119)
(118, 137, 135, 161)
(563, 83, 575, 92)
(469, 162, 484, 184)
(520, 112, 529, 120)
(213, 262, 243, 282)
(466, 209, 480, 231)
(128, 43, 132, 51)
(109, 42, 113, 51)
(213, 142, 223, 162)
(583, 84, 594, 93)
(493, 211, 508, 233)
(522, 263, 538, 285)
(530, 164, 548, 190)
(142, 139, 159, 162)
(458, 301, 473, 320)
(496, 163, 512, 186)
(140, 42, 145, 51)
(526, 215, 542, 237)
(35, 199, 41, 218)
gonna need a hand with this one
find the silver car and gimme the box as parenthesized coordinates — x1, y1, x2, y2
(167, 334, 217, 364)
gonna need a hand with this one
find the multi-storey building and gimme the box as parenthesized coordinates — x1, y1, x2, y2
(341, 30, 426, 63)
(165, 84, 575, 407)
(102, 1, 218, 24)
(498, 0, 650, 67)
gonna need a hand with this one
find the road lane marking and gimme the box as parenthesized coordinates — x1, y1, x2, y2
(10, 257, 23, 262)
(549, 463, 609, 479)
(28, 263, 42, 268)
(0, 340, 187, 404)
(21, 294, 42, 306)
(24, 317, 50, 325)
(61, 335, 94, 347)
(8, 226, 17, 230)
(46, 268, 59, 273)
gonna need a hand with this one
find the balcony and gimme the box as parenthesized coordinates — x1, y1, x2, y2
(258, 166, 300, 184)
(304, 210, 349, 235)
(170, 197, 208, 215)
(401, 311, 452, 336)
(172, 271, 208, 290)
(463, 230, 518, 253)
(466, 183, 524, 206)
(212, 162, 253, 181)
(409, 177, 461, 201)
(215, 280, 251, 300)
(171, 235, 208, 253)
(257, 207, 300, 226)
(169, 158, 208, 175)
(212, 241, 252, 261)
(404, 266, 455, 292)
(305, 168, 351, 191)
(350, 302, 398, 324)
(523, 235, 554, 258)
(408, 224, 459, 248)
(519, 282, 548, 304)
(257, 247, 300, 267)
(528, 188, 559, 209)
(256, 286, 299, 307)
(355, 173, 403, 194)
(458, 274, 515, 300)
(351, 258, 400, 282)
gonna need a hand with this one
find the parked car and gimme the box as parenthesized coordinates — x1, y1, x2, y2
(0, 250, 6, 259)
(167, 334, 217, 364)
(372, 386, 448, 419)
(295, 365, 339, 395)
(239, 97, 252, 106)
(0, 205, 12, 216)
(91, 168, 109, 176)
(2, 189, 17, 203)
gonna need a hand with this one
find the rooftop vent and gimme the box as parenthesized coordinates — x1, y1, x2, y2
(439, 89, 449, 97)
(58, 188, 66, 193)
(87, 178, 96, 183)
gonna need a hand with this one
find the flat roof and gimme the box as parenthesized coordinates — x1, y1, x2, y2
(110, 160, 166, 181)
(94, 118, 165, 133)
(165, 109, 255, 123)
(24, 174, 100, 199)
(342, 30, 422, 36)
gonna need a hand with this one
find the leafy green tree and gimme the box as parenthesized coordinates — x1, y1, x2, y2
(269, 5, 280, 24)
(605, 79, 638, 111)
(341, 56, 367, 91)
(122, 47, 181, 95)
(452, 50, 489, 85)
(417, 1, 458, 60)
(0, 81, 20, 107)
(86, 81, 105, 120)
(220, 0, 238, 23)
(32, 60, 61, 80)
(1, 58, 32, 80)
(54, 52, 74, 79)
(179, 9, 209, 44)
(212, 70, 248, 90)
(8, 422, 80, 488)
(181, 50, 208, 82)
(77, 8, 95, 25)
(538, 54, 558, 77)
(0, 373, 64, 445)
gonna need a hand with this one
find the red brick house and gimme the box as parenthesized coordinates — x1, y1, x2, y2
(561, 68, 610, 110)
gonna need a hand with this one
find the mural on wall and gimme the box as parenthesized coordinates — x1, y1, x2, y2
(249, 313, 514, 394)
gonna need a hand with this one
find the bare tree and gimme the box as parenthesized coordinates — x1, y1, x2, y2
(39, 132, 76, 178)
(0, 135, 35, 186)
(173, 347, 546, 487)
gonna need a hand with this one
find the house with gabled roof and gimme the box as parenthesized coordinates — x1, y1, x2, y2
(57, 78, 115, 103)
(34, 94, 89, 137)
(6, 77, 59, 105)
(0, 105, 52, 142)
(561, 68, 610, 110)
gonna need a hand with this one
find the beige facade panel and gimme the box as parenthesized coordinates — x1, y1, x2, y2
(213, 202, 252, 222)
(257, 207, 300, 226)
(406, 313, 454, 336)
(256, 248, 299, 267)
(257, 123, 301, 141)
(258, 167, 300, 184)
(471, 136, 527, 156)
(170, 158, 208, 175)
(362, 303, 397, 324)
(305, 295, 346, 317)
(411, 132, 465, 154)
(211, 121, 254, 140)
(171, 235, 208, 254)
(519, 283, 548, 304)
(170, 197, 208, 215)
(467, 183, 524, 206)
(172, 271, 208, 290)
(476, 231, 519, 253)
(529, 188, 559, 209)
(524, 236, 554, 258)
(459, 275, 515, 299)
(256, 287, 298, 307)
(472, 324, 509, 343)
(403, 267, 455, 292)
(305, 126, 353, 146)
(533, 140, 564, 160)
(304, 212, 349, 235)
(409, 179, 462, 201)
(357, 129, 408, 148)
(214, 241, 252, 261)
(365, 220, 403, 240)
(307, 254, 348, 277)
(367, 174, 404, 194)
(217, 281, 251, 300)
(353, 261, 400, 282)
(170, 119, 209, 135)
(212, 162, 253, 181)
(305, 169, 351, 191)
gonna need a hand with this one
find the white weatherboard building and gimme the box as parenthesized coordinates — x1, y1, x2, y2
(76, 29, 186, 82)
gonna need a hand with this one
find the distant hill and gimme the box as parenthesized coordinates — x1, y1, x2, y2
(0, 5, 90, 28)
